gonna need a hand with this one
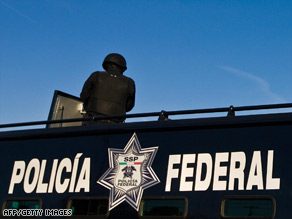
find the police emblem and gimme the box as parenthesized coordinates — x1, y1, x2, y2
(97, 133, 160, 211)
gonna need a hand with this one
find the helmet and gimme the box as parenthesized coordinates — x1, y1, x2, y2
(102, 53, 127, 71)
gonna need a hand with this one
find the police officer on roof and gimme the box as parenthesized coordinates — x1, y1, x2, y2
(80, 53, 135, 123)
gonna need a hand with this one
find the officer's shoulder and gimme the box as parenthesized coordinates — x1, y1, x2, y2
(91, 71, 106, 75)
(90, 71, 106, 78)
(123, 75, 135, 83)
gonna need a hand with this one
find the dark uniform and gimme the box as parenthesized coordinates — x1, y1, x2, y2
(80, 53, 135, 123)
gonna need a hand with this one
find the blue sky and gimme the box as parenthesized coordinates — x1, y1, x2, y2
(0, 0, 291, 128)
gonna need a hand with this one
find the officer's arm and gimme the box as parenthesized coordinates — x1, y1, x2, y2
(80, 73, 96, 102)
(126, 79, 135, 112)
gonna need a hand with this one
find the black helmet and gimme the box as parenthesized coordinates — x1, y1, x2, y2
(102, 53, 127, 71)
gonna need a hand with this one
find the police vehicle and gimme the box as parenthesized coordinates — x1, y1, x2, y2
(0, 90, 291, 218)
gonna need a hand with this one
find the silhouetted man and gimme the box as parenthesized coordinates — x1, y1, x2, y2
(80, 53, 135, 123)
